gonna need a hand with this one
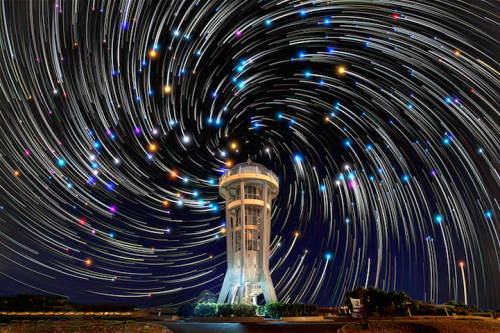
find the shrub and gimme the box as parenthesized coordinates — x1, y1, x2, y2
(217, 303, 235, 317)
(305, 304, 319, 316)
(189, 303, 197, 317)
(288, 303, 302, 317)
(177, 302, 195, 318)
(264, 303, 318, 318)
(233, 303, 257, 317)
(345, 287, 408, 318)
(456, 307, 470, 317)
(194, 303, 218, 317)
(264, 302, 284, 318)
(257, 305, 265, 316)
(383, 305, 396, 319)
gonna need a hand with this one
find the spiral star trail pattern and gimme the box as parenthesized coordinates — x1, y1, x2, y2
(1, 0, 500, 309)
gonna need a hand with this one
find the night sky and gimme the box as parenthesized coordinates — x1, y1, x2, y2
(1, 0, 500, 310)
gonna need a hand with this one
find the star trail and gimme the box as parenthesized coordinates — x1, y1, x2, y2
(1, 0, 500, 309)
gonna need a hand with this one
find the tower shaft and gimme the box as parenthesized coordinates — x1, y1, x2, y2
(218, 161, 279, 304)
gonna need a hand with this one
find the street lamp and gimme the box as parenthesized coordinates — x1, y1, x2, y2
(460, 262, 467, 305)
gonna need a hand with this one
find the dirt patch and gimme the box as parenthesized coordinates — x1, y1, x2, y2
(345, 317, 500, 333)
(422, 318, 500, 333)
(346, 321, 440, 333)
(0, 320, 169, 333)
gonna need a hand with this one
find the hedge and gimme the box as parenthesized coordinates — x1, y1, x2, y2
(194, 303, 218, 317)
(233, 304, 258, 317)
(176, 302, 196, 318)
(264, 303, 319, 318)
(178, 303, 258, 317)
(178, 302, 318, 318)
(216, 303, 235, 317)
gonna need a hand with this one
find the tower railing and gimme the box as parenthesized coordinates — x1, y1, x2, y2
(219, 166, 278, 184)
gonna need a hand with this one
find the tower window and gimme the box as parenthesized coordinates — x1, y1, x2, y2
(234, 209, 241, 227)
(234, 230, 242, 252)
(244, 186, 262, 200)
(245, 206, 261, 225)
(245, 230, 260, 251)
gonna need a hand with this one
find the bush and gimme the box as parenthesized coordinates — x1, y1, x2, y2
(264, 302, 285, 318)
(345, 287, 408, 318)
(305, 304, 319, 316)
(189, 303, 197, 317)
(257, 305, 265, 316)
(194, 303, 218, 317)
(217, 303, 235, 317)
(177, 302, 196, 318)
(264, 303, 318, 318)
(233, 303, 258, 317)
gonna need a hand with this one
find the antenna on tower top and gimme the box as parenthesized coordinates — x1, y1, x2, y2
(247, 154, 251, 163)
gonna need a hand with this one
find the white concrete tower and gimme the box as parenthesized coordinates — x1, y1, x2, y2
(218, 156, 279, 305)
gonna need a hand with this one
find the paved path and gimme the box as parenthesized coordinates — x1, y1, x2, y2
(153, 321, 346, 333)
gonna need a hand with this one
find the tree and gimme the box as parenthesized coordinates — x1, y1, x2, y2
(194, 290, 217, 304)
(177, 302, 196, 318)
(345, 287, 408, 319)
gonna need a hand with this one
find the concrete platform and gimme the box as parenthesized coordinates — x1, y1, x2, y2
(187, 317, 264, 323)
(274, 316, 325, 322)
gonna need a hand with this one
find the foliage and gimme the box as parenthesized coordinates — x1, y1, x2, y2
(456, 307, 471, 317)
(194, 303, 218, 317)
(233, 303, 258, 317)
(176, 302, 196, 318)
(344, 286, 408, 319)
(217, 303, 235, 317)
(183, 303, 258, 317)
(177, 302, 321, 318)
(409, 301, 457, 316)
(345, 287, 408, 325)
(257, 305, 265, 316)
(264, 302, 318, 318)
(454, 302, 471, 317)
(264, 302, 284, 318)
(194, 289, 217, 304)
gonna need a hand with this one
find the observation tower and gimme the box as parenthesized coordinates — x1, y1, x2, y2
(218, 156, 279, 305)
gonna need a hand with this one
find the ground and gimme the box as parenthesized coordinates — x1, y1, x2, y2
(345, 316, 500, 333)
(0, 320, 166, 333)
(2, 316, 499, 332)
(155, 321, 345, 332)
